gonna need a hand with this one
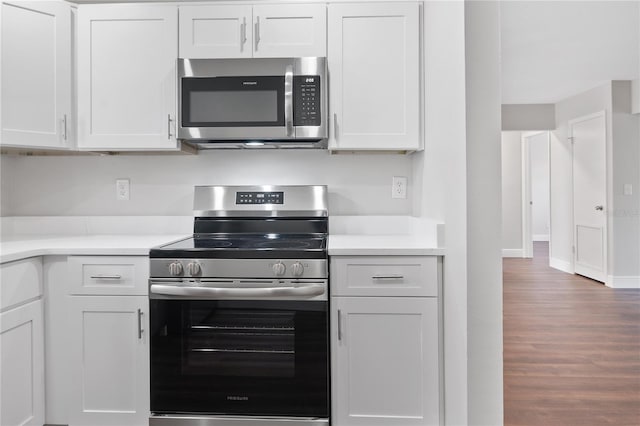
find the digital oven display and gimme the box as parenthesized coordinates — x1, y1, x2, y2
(236, 191, 284, 205)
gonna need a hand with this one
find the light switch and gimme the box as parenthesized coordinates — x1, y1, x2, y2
(623, 184, 633, 196)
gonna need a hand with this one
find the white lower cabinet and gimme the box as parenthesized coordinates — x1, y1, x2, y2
(0, 300, 45, 426)
(68, 295, 150, 426)
(331, 256, 441, 426)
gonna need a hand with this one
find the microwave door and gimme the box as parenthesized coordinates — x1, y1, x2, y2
(180, 75, 289, 140)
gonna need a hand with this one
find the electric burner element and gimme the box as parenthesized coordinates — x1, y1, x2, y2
(253, 240, 313, 249)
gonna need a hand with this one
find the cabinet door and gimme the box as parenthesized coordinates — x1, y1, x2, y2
(1, 1, 71, 149)
(252, 4, 326, 58)
(77, 5, 178, 150)
(179, 5, 252, 58)
(332, 297, 440, 426)
(68, 296, 149, 426)
(328, 3, 420, 151)
(0, 300, 45, 426)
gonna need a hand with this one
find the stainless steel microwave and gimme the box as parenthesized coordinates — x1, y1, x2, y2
(178, 57, 327, 148)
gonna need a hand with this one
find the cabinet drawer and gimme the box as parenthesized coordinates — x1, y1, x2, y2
(68, 256, 149, 295)
(1, 257, 43, 312)
(331, 256, 439, 297)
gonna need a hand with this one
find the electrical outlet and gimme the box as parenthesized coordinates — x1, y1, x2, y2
(392, 176, 407, 199)
(623, 183, 633, 196)
(116, 179, 130, 201)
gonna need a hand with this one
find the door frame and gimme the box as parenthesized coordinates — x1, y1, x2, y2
(521, 131, 551, 258)
(568, 110, 608, 283)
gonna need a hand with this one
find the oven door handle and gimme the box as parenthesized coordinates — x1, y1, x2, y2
(149, 283, 325, 299)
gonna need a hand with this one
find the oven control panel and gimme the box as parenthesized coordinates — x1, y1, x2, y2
(236, 191, 284, 205)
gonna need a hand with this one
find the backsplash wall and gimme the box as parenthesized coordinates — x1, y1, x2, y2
(0, 150, 414, 217)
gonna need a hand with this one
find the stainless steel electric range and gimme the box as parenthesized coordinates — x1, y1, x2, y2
(148, 185, 329, 426)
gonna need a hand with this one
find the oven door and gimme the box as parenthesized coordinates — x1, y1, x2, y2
(149, 296, 328, 418)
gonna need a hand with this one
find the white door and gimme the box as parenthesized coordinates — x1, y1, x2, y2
(0, 300, 45, 426)
(332, 297, 439, 426)
(179, 5, 252, 58)
(327, 2, 420, 151)
(1, 1, 71, 149)
(252, 4, 326, 57)
(571, 112, 607, 282)
(77, 4, 178, 150)
(68, 296, 149, 426)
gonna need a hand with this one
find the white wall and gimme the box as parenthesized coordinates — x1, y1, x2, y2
(610, 81, 640, 282)
(0, 150, 414, 217)
(464, 2, 503, 425)
(552, 81, 640, 286)
(501, 131, 523, 252)
(530, 132, 550, 241)
(0, 154, 14, 218)
(502, 104, 555, 131)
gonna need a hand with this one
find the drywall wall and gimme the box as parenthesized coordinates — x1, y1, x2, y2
(552, 81, 640, 287)
(501, 131, 523, 253)
(0, 154, 14, 218)
(502, 104, 555, 131)
(465, 2, 503, 425)
(0, 150, 414, 217)
(610, 81, 640, 282)
(530, 132, 550, 241)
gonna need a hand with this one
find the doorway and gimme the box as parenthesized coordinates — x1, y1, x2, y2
(522, 131, 551, 258)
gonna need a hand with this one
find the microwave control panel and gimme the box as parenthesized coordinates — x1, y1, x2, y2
(293, 76, 321, 127)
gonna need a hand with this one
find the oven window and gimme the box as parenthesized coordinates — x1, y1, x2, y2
(150, 299, 328, 417)
(182, 76, 285, 127)
(186, 307, 295, 378)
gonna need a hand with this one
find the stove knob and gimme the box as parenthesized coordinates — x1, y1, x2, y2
(272, 261, 286, 276)
(187, 262, 201, 276)
(291, 261, 304, 277)
(169, 262, 183, 276)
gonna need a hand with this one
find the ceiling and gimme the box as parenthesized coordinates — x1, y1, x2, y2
(500, 1, 639, 104)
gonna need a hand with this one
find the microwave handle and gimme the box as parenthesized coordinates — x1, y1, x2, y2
(284, 65, 294, 137)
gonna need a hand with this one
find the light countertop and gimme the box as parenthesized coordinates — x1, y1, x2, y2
(2, 233, 443, 264)
(0, 234, 188, 264)
(328, 234, 444, 256)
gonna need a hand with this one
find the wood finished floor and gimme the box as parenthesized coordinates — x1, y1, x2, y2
(503, 242, 640, 426)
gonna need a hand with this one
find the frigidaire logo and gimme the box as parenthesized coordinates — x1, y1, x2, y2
(227, 396, 249, 401)
(243, 81, 258, 86)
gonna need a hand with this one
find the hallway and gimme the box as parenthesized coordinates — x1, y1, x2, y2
(503, 243, 640, 426)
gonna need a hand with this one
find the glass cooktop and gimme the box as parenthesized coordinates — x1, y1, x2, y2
(150, 234, 327, 259)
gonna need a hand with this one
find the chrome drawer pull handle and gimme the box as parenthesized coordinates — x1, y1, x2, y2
(137, 309, 143, 339)
(337, 309, 343, 341)
(372, 274, 404, 280)
(90, 274, 122, 280)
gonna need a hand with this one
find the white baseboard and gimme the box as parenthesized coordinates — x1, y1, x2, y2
(502, 249, 524, 258)
(606, 275, 640, 289)
(550, 257, 573, 274)
(533, 234, 549, 242)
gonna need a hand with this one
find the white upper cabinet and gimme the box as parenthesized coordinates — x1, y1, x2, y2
(1, 1, 72, 149)
(328, 2, 421, 151)
(252, 4, 326, 58)
(77, 4, 178, 150)
(179, 5, 253, 59)
(179, 3, 326, 59)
